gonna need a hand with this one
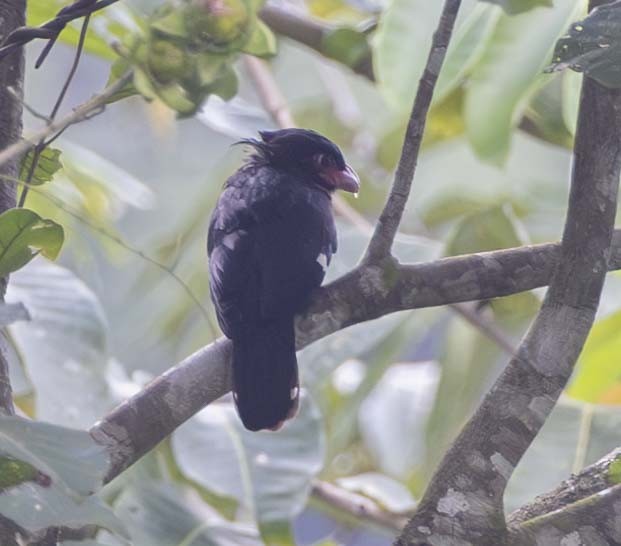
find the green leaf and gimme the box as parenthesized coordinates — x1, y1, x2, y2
(171, 394, 324, 545)
(242, 20, 277, 58)
(0, 415, 125, 538)
(150, 7, 188, 39)
(568, 308, 621, 403)
(208, 66, 239, 101)
(106, 57, 139, 104)
(464, 0, 581, 163)
(444, 204, 526, 256)
(435, 3, 502, 104)
(481, 0, 553, 15)
(133, 67, 159, 100)
(562, 69, 582, 135)
(6, 259, 115, 427)
(321, 27, 370, 68)
(19, 147, 62, 186)
(374, 1, 444, 110)
(546, 2, 621, 87)
(157, 81, 199, 114)
(0, 209, 64, 277)
(196, 53, 230, 86)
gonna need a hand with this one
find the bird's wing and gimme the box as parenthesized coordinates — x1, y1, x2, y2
(208, 167, 336, 338)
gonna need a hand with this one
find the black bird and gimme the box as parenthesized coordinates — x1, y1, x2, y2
(207, 129, 360, 431)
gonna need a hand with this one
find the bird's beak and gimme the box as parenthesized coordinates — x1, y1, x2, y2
(321, 164, 361, 195)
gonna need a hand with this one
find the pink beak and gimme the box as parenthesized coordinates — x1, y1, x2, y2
(321, 164, 360, 194)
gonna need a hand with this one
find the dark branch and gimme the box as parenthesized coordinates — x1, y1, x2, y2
(0, 0, 26, 416)
(365, 0, 461, 261)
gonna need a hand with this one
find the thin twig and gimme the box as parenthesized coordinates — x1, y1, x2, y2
(19, 15, 91, 208)
(365, 0, 461, 261)
(450, 302, 517, 356)
(311, 480, 408, 533)
(0, 70, 132, 171)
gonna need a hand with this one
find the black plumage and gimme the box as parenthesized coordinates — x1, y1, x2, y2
(207, 129, 360, 431)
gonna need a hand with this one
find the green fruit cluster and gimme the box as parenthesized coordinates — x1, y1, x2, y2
(114, 0, 277, 115)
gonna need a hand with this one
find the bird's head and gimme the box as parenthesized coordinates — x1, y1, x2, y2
(238, 128, 360, 195)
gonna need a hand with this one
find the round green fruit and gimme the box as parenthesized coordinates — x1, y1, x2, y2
(185, 0, 250, 47)
(148, 40, 190, 83)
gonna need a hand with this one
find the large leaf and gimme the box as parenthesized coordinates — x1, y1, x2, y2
(359, 362, 441, 479)
(6, 259, 115, 427)
(373, 1, 444, 111)
(113, 481, 260, 546)
(171, 394, 324, 545)
(0, 209, 64, 277)
(546, 1, 621, 87)
(0, 416, 125, 538)
(464, 0, 581, 163)
(506, 399, 621, 511)
(434, 3, 502, 104)
(482, 0, 553, 14)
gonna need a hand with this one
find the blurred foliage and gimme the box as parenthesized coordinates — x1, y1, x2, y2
(7, 0, 621, 544)
(111, 0, 277, 114)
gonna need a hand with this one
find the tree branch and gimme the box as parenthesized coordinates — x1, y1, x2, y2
(396, 0, 621, 542)
(0, 0, 26, 416)
(508, 446, 621, 526)
(508, 484, 621, 545)
(259, 5, 375, 80)
(310, 480, 408, 534)
(89, 231, 621, 483)
(365, 0, 461, 262)
(0, 71, 132, 171)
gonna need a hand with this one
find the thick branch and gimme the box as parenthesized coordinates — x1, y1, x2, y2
(90, 232, 621, 483)
(365, 0, 461, 261)
(0, 0, 26, 416)
(508, 484, 621, 545)
(396, 2, 621, 543)
(508, 447, 621, 526)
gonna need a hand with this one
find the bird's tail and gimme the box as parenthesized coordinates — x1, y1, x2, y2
(232, 317, 299, 431)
